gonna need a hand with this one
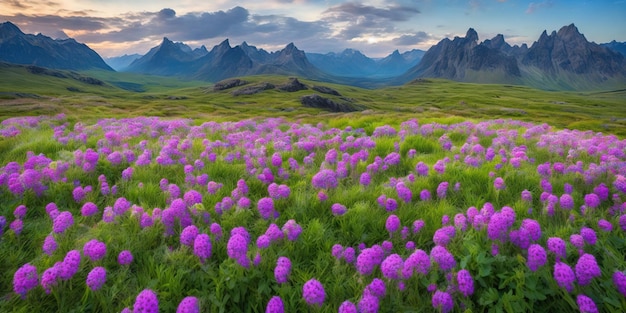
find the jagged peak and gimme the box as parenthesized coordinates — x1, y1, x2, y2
(218, 39, 231, 48)
(557, 23, 585, 40)
(0, 21, 23, 34)
(465, 28, 478, 42)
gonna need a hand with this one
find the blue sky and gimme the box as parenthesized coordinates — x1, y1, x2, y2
(1, 0, 624, 57)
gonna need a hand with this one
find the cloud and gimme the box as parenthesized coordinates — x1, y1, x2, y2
(526, 1, 554, 14)
(392, 31, 432, 45)
(322, 2, 420, 40)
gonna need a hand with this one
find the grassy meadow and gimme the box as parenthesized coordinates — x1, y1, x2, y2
(1, 68, 626, 312)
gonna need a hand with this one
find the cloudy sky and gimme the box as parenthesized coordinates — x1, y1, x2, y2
(1, 0, 625, 58)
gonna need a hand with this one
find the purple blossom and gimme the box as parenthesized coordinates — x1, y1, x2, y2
(257, 235, 271, 249)
(282, 219, 302, 241)
(332, 203, 347, 216)
(357, 293, 379, 313)
(381, 254, 403, 280)
(40, 265, 59, 294)
(43, 235, 57, 256)
(317, 191, 328, 202)
(359, 172, 371, 186)
(576, 294, 598, 313)
(53, 211, 74, 234)
(385, 198, 398, 211)
(265, 296, 284, 313)
(580, 227, 597, 245)
(180, 225, 199, 246)
(274, 257, 292, 284)
(343, 247, 356, 263)
(193, 233, 212, 263)
(419, 189, 431, 201)
(413, 220, 425, 233)
(437, 182, 449, 199)
(620, 215, 626, 231)
(257, 197, 276, 220)
(210, 223, 222, 240)
(302, 279, 325, 307)
(59, 250, 81, 280)
(553, 262, 576, 292)
(598, 219, 613, 232)
(431, 290, 454, 313)
(118, 250, 133, 265)
(613, 271, 626, 297)
(521, 190, 532, 202)
(365, 278, 386, 298)
(312, 169, 338, 189)
(13, 263, 38, 299)
(338, 301, 357, 313)
(457, 269, 475, 297)
(227, 234, 249, 265)
(547, 237, 567, 260)
(614, 175, 626, 194)
(575, 253, 601, 286)
(332, 244, 344, 259)
(396, 183, 412, 203)
(10, 219, 23, 235)
(83, 239, 107, 262)
(527, 244, 547, 272)
(584, 194, 600, 209)
(559, 194, 574, 210)
(81, 202, 99, 217)
(494, 177, 505, 190)
(13, 205, 27, 219)
(86, 267, 106, 291)
(415, 162, 429, 176)
(402, 249, 430, 278)
(430, 246, 456, 271)
(265, 223, 284, 242)
(133, 289, 159, 313)
(177, 296, 199, 313)
(385, 215, 400, 234)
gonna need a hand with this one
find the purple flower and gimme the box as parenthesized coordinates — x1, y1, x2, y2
(332, 244, 344, 259)
(356, 248, 382, 275)
(547, 237, 567, 260)
(338, 301, 357, 313)
(521, 190, 532, 202)
(420, 189, 431, 201)
(257, 197, 276, 220)
(83, 239, 107, 262)
(13, 205, 27, 219)
(527, 244, 547, 272)
(81, 202, 99, 217)
(365, 278, 386, 298)
(118, 250, 133, 265)
(227, 234, 249, 265)
(598, 219, 613, 232)
(302, 278, 325, 307)
(575, 253, 601, 286)
(396, 183, 412, 203)
(40, 265, 59, 294)
(177, 296, 199, 313)
(413, 220, 425, 233)
(343, 247, 355, 263)
(43, 235, 57, 256)
(86, 266, 106, 291)
(613, 271, 626, 297)
(433, 160, 445, 174)
(402, 249, 430, 278)
(620, 215, 626, 231)
(614, 175, 626, 194)
(274, 256, 292, 284)
(10, 219, 23, 235)
(282, 219, 302, 241)
(593, 183, 609, 201)
(257, 235, 271, 249)
(53, 211, 74, 234)
(430, 246, 456, 271)
(317, 191, 328, 202)
(312, 169, 338, 189)
(113, 197, 131, 215)
(559, 194, 574, 210)
(521, 219, 542, 241)
(381, 254, 403, 280)
(193, 233, 212, 263)
(210, 223, 222, 240)
(385, 198, 398, 211)
(180, 225, 199, 247)
(13, 263, 38, 299)
(553, 262, 576, 293)
(332, 203, 347, 216)
(265, 224, 284, 242)
(583, 194, 600, 209)
(359, 172, 371, 186)
(385, 215, 400, 234)
(431, 290, 454, 313)
(457, 269, 474, 297)
(133, 289, 159, 313)
(265, 296, 284, 313)
(59, 250, 81, 280)
(580, 227, 597, 245)
(415, 162, 429, 176)
(576, 294, 598, 313)
(358, 293, 379, 313)
(570, 234, 585, 249)
(494, 177, 505, 190)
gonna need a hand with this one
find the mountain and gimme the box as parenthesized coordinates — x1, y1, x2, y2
(307, 48, 424, 78)
(399, 24, 626, 90)
(126, 39, 327, 82)
(104, 54, 142, 71)
(601, 41, 626, 57)
(0, 21, 113, 71)
(399, 28, 522, 84)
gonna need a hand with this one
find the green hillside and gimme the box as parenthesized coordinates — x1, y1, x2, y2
(1, 64, 625, 136)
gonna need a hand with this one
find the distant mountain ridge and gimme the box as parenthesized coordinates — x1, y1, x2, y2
(0, 21, 112, 71)
(306, 48, 424, 78)
(399, 24, 626, 90)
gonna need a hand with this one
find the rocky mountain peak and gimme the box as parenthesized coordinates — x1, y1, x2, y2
(465, 28, 479, 42)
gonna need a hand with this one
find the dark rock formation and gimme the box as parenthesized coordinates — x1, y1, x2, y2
(278, 77, 307, 92)
(300, 94, 360, 112)
(213, 78, 249, 91)
(231, 82, 275, 96)
(312, 85, 341, 96)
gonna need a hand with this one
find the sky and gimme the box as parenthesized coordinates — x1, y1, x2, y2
(1, 0, 625, 58)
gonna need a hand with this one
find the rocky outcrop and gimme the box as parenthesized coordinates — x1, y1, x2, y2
(300, 94, 360, 112)
(312, 85, 341, 96)
(277, 77, 307, 92)
(231, 82, 275, 96)
(213, 78, 249, 91)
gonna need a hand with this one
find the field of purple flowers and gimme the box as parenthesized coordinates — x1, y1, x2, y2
(1, 114, 625, 312)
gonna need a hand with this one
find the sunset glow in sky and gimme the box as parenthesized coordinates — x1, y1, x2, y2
(1, 0, 624, 57)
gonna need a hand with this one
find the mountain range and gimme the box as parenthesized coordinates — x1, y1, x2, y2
(1, 21, 625, 90)
(0, 22, 112, 71)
